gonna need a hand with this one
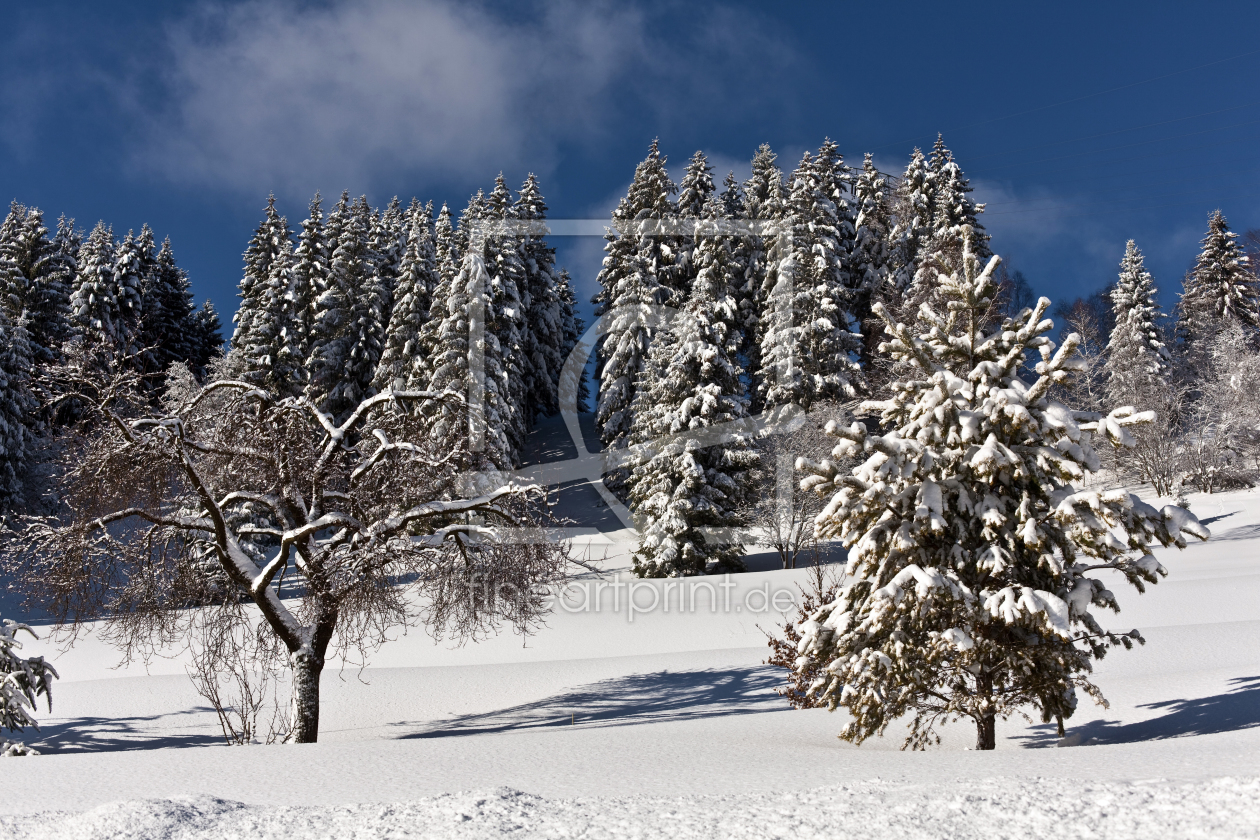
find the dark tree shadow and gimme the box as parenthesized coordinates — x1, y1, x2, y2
(393, 665, 788, 739)
(1018, 676, 1260, 748)
(25, 707, 224, 753)
(1198, 510, 1239, 527)
(1211, 522, 1260, 542)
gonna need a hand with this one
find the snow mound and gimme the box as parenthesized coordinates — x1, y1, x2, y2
(5, 778, 1258, 840)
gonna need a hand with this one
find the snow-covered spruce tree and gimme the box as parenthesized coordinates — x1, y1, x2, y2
(306, 194, 388, 421)
(886, 147, 933, 304)
(1104, 240, 1170, 406)
(740, 145, 787, 391)
(851, 154, 893, 370)
(516, 174, 568, 419)
(757, 144, 865, 415)
(716, 171, 755, 371)
(795, 230, 1209, 750)
(5, 362, 569, 744)
(0, 617, 58, 757)
(0, 203, 72, 367)
(421, 237, 517, 471)
(484, 175, 530, 448)
(138, 235, 193, 370)
(69, 221, 120, 361)
(411, 203, 459, 393)
(271, 194, 327, 396)
(0, 309, 35, 504)
(593, 140, 678, 450)
(1177, 210, 1260, 357)
(628, 198, 758, 577)
(111, 229, 145, 357)
(229, 197, 293, 381)
(186, 300, 224, 378)
(909, 136, 990, 305)
(675, 150, 716, 289)
(371, 200, 436, 394)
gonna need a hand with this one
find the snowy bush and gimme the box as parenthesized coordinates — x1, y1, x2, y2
(796, 229, 1209, 750)
(1, 616, 58, 757)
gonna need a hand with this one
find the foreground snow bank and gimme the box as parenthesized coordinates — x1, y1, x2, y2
(5, 777, 1258, 840)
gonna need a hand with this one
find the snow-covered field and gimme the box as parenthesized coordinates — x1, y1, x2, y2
(1, 418, 1258, 838)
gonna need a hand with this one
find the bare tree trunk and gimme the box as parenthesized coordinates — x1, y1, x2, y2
(974, 712, 996, 750)
(288, 648, 324, 744)
(974, 670, 996, 750)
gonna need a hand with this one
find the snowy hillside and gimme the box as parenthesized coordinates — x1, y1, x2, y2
(0, 417, 1257, 837)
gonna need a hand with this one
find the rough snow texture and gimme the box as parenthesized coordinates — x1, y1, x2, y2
(3, 778, 1258, 840)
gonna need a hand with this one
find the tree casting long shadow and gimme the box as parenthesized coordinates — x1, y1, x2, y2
(1019, 676, 1260, 748)
(392, 665, 788, 739)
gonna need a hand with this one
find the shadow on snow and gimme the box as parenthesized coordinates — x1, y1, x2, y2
(1018, 675, 1260, 748)
(392, 665, 789, 740)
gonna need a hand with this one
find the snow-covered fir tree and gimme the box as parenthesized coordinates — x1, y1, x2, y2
(739, 147, 787, 389)
(273, 194, 327, 395)
(593, 140, 678, 449)
(850, 154, 893, 368)
(135, 226, 195, 374)
(306, 193, 388, 421)
(412, 203, 459, 393)
(187, 300, 224, 378)
(371, 200, 437, 394)
(716, 171, 755, 371)
(0, 308, 35, 503)
(887, 147, 933, 302)
(629, 197, 759, 577)
(675, 151, 716, 290)
(912, 136, 990, 298)
(110, 229, 145, 356)
(69, 222, 120, 355)
(421, 237, 516, 471)
(757, 143, 865, 415)
(1104, 240, 1171, 405)
(230, 196, 293, 376)
(0, 617, 57, 757)
(515, 174, 568, 418)
(795, 230, 1209, 750)
(1177, 210, 1260, 350)
(0, 204, 71, 367)
(484, 175, 530, 448)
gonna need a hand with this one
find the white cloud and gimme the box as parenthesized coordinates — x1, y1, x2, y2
(144, 0, 653, 195)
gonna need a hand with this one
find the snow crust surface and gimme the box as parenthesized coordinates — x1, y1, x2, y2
(0, 449, 1257, 838)
(4, 778, 1259, 840)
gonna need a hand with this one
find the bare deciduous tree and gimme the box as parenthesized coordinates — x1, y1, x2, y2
(4, 360, 571, 743)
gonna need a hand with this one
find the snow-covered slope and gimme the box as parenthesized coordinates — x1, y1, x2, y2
(0, 417, 1257, 837)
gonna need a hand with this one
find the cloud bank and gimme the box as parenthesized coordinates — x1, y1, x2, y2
(143, 0, 777, 196)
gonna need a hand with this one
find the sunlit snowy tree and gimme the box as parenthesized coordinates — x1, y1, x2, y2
(796, 230, 1209, 750)
(628, 198, 758, 577)
(1104, 240, 1170, 406)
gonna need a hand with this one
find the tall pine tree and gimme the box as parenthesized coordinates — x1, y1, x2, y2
(757, 144, 864, 415)
(629, 197, 758, 577)
(593, 140, 678, 449)
(1104, 240, 1170, 405)
(1177, 209, 1260, 350)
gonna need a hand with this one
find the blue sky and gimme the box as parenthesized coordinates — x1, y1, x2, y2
(3, 0, 1259, 335)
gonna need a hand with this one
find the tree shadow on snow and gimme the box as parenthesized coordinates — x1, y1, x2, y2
(1018, 675, 1260, 748)
(392, 665, 788, 739)
(26, 707, 223, 753)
